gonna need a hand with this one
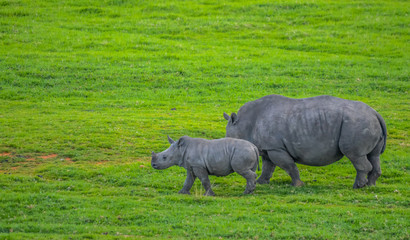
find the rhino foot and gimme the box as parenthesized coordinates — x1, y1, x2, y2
(367, 181, 376, 187)
(256, 178, 270, 184)
(353, 173, 369, 189)
(204, 190, 215, 196)
(367, 171, 381, 186)
(292, 180, 304, 187)
(178, 190, 191, 195)
(353, 179, 368, 189)
(243, 189, 254, 195)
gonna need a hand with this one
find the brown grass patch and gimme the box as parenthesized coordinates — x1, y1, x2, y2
(39, 154, 58, 159)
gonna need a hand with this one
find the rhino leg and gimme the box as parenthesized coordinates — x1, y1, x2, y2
(267, 150, 304, 187)
(256, 154, 276, 184)
(237, 170, 257, 194)
(192, 167, 215, 196)
(348, 155, 372, 189)
(178, 169, 196, 195)
(367, 154, 381, 186)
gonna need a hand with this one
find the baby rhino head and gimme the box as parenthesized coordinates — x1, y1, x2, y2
(151, 135, 182, 170)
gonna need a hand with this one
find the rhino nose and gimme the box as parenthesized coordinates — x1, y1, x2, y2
(152, 163, 158, 169)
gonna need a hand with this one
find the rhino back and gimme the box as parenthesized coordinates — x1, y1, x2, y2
(236, 95, 379, 165)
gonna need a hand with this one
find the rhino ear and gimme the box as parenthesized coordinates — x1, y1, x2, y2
(167, 135, 175, 144)
(231, 112, 238, 125)
(223, 112, 230, 121)
(177, 137, 185, 148)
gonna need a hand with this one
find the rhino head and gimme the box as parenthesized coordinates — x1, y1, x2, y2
(151, 135, 183, 170)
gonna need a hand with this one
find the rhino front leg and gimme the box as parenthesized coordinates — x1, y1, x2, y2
(178, 169, 196, 195)
(256, 153, 276, 184)
(192, 167, 215, 196)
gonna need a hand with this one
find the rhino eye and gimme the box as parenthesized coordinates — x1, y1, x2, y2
(162, 156, 166, 160)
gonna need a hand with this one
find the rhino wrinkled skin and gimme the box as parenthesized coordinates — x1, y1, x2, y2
(224, 94, 387, 188)
(151, 136, 259, 196)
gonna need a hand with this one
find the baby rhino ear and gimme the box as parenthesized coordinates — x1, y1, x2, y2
(177, 137, 186, 148)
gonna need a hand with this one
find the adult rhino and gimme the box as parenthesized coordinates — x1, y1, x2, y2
(223, 95, 386, 188)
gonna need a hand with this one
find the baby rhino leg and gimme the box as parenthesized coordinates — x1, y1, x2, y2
(237, 170, 257, 194)
(192, 167, 215, 196)
(231, 147, 258, 194)
(178, 169, 196, 195)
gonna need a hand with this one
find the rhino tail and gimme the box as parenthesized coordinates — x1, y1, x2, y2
(376, 112, 387, 154)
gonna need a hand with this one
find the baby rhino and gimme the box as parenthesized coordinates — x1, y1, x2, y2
(151, 136, 259, 196)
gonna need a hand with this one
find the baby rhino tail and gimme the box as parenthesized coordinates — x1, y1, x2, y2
(376, 112, 387, 154)
(253, 146, 260, 171)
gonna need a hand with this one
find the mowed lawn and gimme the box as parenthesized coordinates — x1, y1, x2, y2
(0, 0, 409, 239)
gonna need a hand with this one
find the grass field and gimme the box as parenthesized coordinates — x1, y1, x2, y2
(0, 0, 409, 239)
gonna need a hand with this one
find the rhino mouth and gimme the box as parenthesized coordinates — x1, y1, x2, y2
(151, 162, 159, 169)
(151, 151, 159, 169)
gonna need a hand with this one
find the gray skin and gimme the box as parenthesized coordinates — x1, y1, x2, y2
(224, 94, 387, 189)
(151, 135, 259, 196)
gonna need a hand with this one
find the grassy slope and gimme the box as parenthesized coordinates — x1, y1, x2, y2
(0, 0, 409, 239)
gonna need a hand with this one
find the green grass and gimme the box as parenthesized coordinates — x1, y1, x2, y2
(0, 0, 409, 239)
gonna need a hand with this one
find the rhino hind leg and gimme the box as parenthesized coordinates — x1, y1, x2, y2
(367, 154, 381, 186)
(267, 150, 304, 187)
(347, 155, 373, 189)
(256, 154, 276, 185)
(236, 170, 257, 194)
(192, 167, 215, 196)
(366, 138, 384, 186)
